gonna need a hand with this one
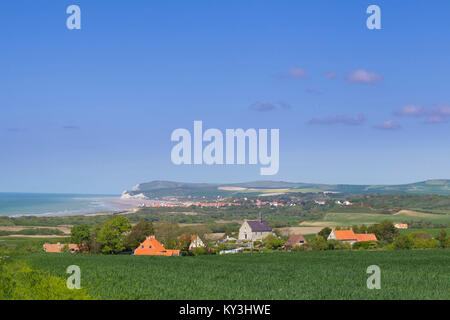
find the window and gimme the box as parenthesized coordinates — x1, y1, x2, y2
(141, 245, 144, 249)
(149, 245, 152, 249)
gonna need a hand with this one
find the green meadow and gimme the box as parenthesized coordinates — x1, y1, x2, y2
(306, 211, 450, 226)
(20, 250, 449, 300)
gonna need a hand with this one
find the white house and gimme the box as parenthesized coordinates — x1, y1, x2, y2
(189, 235, 206, 250)
(238, 213, 274, 241)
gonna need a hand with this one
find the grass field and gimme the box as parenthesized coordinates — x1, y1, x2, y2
(398, 228, 450, 237)
(306, 210, 450, 226)
(20, 250, 450, 300)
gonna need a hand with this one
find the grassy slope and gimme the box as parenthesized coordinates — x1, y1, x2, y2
(22, 250, 450, 300)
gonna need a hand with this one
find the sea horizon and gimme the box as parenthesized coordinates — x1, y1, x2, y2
(0, 192, 122, 217)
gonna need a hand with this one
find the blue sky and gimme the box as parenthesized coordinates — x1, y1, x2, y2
(1, 0, 450, 194)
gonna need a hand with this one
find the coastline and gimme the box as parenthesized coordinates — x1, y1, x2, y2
(1, 196, 148, 218)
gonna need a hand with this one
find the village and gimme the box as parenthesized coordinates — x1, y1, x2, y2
(41, 212, 414, 257)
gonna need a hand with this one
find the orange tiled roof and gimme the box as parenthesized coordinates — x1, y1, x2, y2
(134, 236, 180, 256)
(355, 233, 378, 242)
(333, 230, 357, 240)
(43, 243, 80, 253)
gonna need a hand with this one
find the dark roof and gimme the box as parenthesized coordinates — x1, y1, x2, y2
(247, 220, 272, 232)
(286, 234, 307, 246)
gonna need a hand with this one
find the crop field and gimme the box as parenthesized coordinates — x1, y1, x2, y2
(21, 250, 449, 300)
(311, 211, 450, 226)
(398, 228, 450, 237)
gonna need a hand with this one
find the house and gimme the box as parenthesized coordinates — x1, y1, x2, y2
(354, 233, 378, 242)
(134, 236, 180, 256)
(238, 213, 274, 241)
(328, 229, 377, 245)
(285, 234, 307, 247)
(43, 242, 80, 253)
(394, 223, 408, 229)
(328, 230, 358, 245)
(189, 235, 206, 250)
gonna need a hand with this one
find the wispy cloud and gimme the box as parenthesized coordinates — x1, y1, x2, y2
(375, 120, 401, 130)
(346, 69, 382, 84)
(288, 67, 308, 78)
(395, 104, 425, 116)
(275, 67, 308, 79)
(277, 101, 293, 110)
(424, 115, 447, 124)
(305, 88, 324, 95)
(395, 104, 450, 124)
(308, 114, 365, 126)
(249, 102, 277, 112)
(324, 72, 337, 80)
(249, 101, 293, 112)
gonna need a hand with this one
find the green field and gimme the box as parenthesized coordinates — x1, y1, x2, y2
(307, 211, 450, 226)
(20, 250, 449, 300)
(399, 228, 450, 237)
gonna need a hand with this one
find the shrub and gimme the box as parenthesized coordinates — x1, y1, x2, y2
(0, 262, 92, 300)
(308, 237, 328, 251)
(192, 247, 208, 256)
(393, 235, 414, 250)
(327, 239, 349, 250)
(352, 241, 377, 250)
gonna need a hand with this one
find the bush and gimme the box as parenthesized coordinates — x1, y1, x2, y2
(192, 247, 208, 256)
(263, 235, 285, 250)
(327, 239, 349, 250)
(393, 235, 414, 250)
(308, 237, 328, 251)
(352, 241, 377, 250)
(0, 262, 92, 300)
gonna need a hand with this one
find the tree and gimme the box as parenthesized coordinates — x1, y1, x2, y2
(155, 222, 181, 249)
(435, 229, 449, 248)
(318, 227, 332, 240)
(393, 235, 413, 249)
(368, 220, 398, 243)
(97, 216, 131, 254)
(88, 226, 101, 254)
(263, 235, 284, 250)
(125, 221, 154, 250)
(352, 224, 368, 234)
(70, 225, 91, 252)
(309, 237, 328, 251)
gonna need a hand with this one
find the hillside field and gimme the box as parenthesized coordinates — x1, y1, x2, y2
(20, 250, 449, 300)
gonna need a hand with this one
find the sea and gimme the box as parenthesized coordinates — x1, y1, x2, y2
(0, 193, 122, 217)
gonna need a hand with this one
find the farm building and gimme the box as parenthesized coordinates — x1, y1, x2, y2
(134, 236, 180, 256)
(394, 223, 408, 229)
(189, 235, 206, 250)
(285, 234, 307, 247)
(328, 229, 377, 245)
(354, 233, 378, 242)
(43, 242, 80, 253)
(238, 213, 274, 241)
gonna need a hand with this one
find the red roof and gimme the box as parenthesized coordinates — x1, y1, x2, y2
(333, 230, 357, 240)
(134, 236, 180, 256)
(355, 233, 378, 242)
(43, 243, 80, 253)
(286, 234, 307, 246)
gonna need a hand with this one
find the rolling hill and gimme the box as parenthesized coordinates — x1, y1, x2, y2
(121, 179, 450, 199)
